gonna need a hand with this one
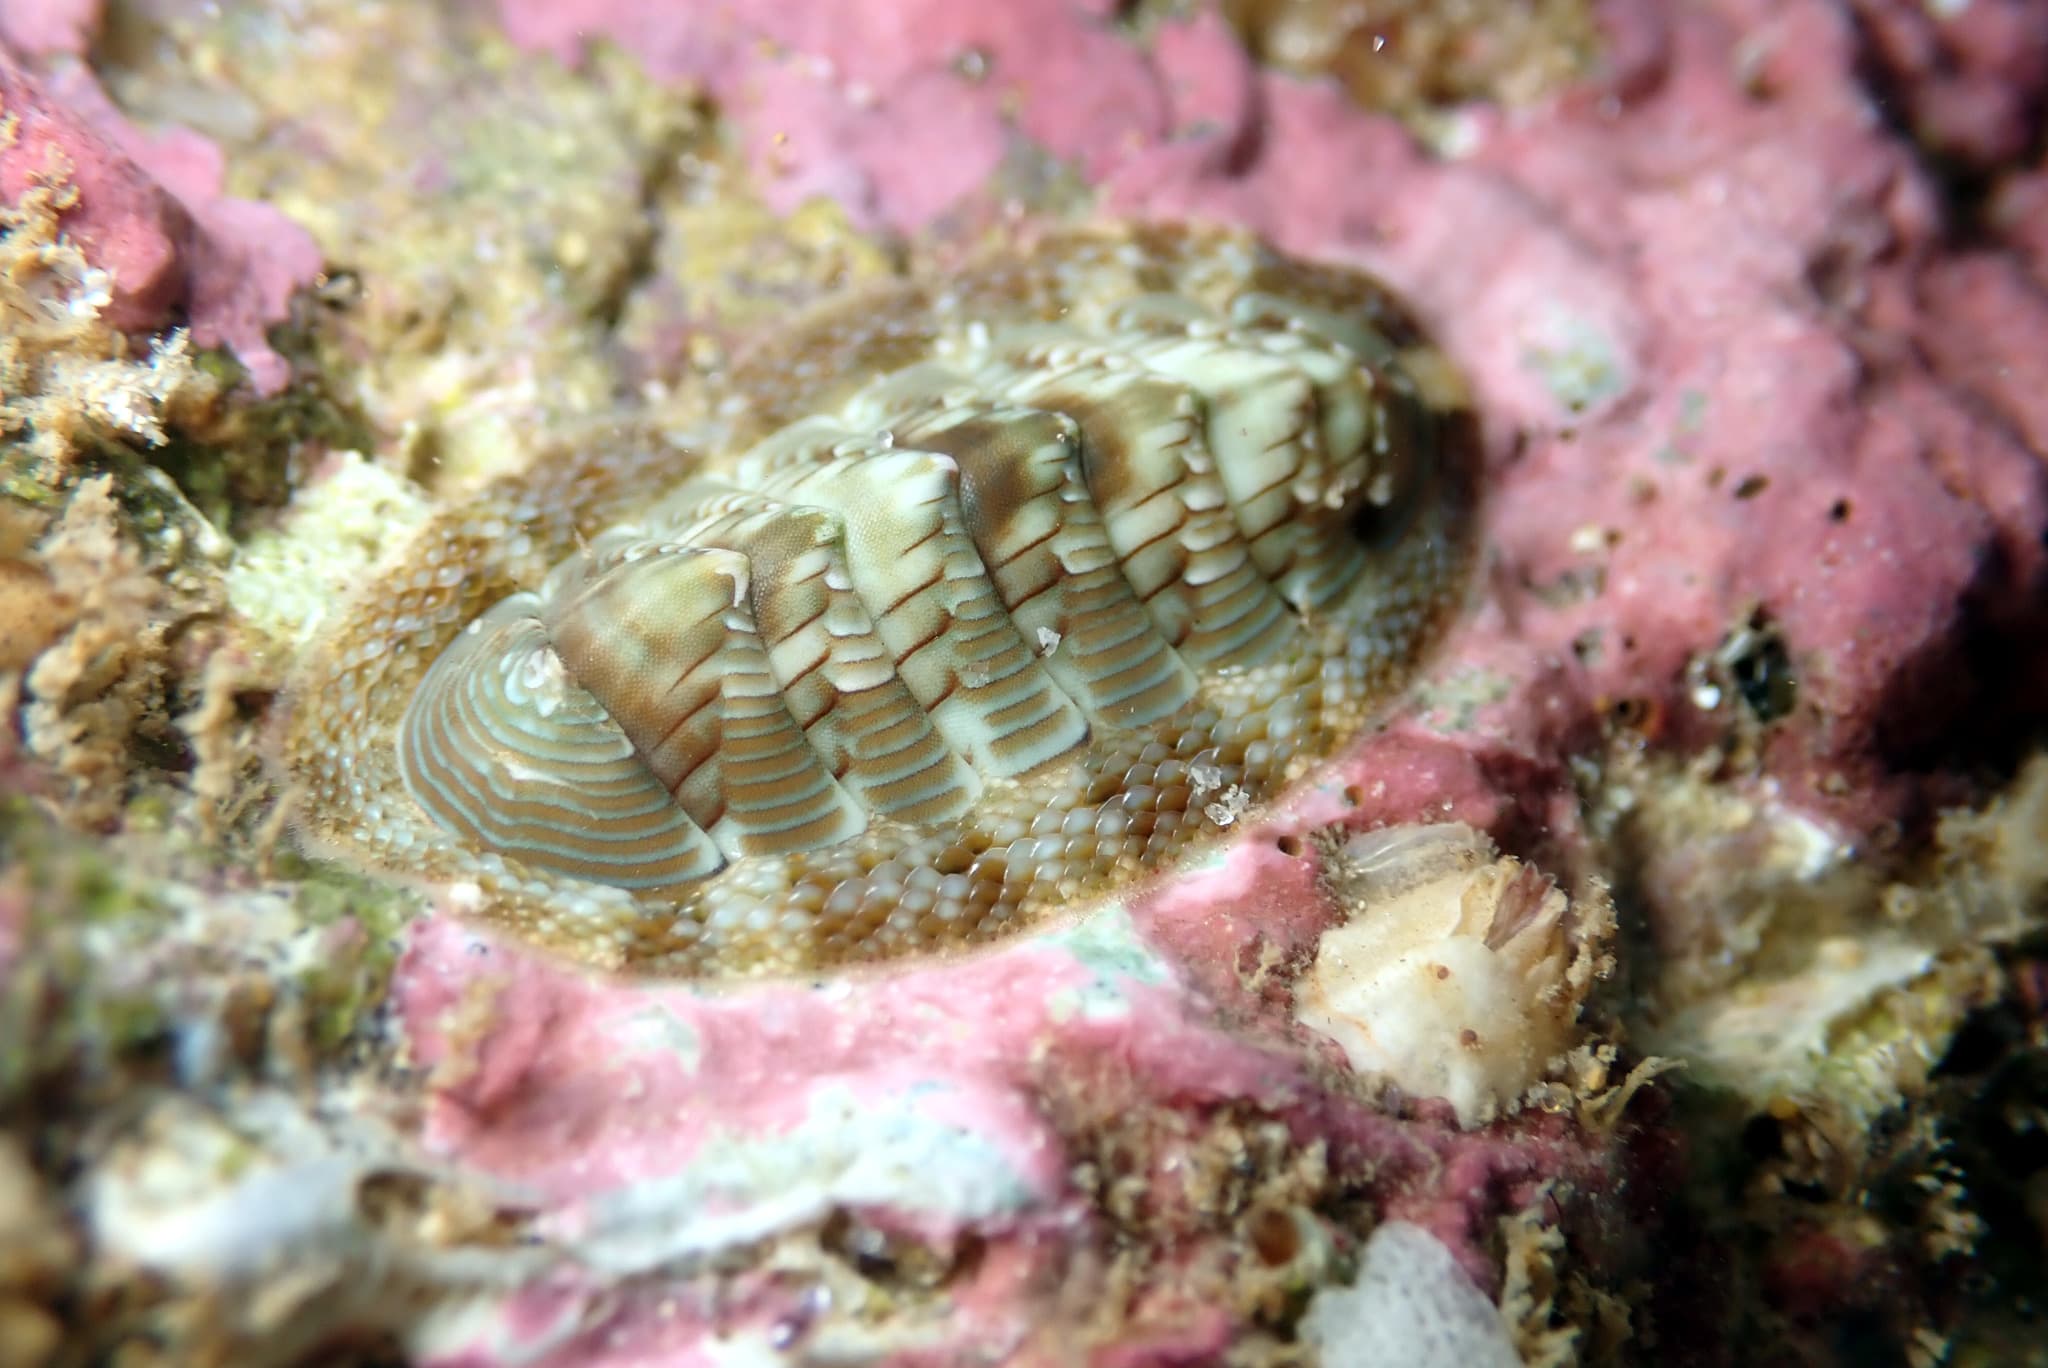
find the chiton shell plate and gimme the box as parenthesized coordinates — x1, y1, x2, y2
(280, 225, 1478, 977)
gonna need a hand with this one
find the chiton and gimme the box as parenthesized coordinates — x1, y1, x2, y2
(280, 224, 1478, 977)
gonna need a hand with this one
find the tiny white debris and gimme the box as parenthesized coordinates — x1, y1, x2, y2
(1035, 626, 1061, 656)
(1189, 762, 1224, 794)
(1426, 107, 1490, 162)
(1204, 784, 1250, 827)
(1568, 523, 1608, 555)
(69, 266, 113, 319)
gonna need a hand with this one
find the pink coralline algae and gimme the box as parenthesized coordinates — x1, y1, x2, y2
(1849, 0, 2048, 169)
(505, 0, 2048, 845)
(0, 41, 320, 393)
(0, 59, 187, 335)
(1117, 0, 2048, 837)
(292, 2, 2048, 1358)
(0, 0, 98, 61)
(495, 0, 1235, 232)
(35, 0, 2048, 1363)
(392, 847, 1615, 1365)
(1130, 0, 2048, 837)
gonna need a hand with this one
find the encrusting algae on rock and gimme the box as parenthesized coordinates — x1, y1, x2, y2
(0, 182, 219, 482)
(1216, 0, 1602, 120)
(5, 0, 2048, 1363)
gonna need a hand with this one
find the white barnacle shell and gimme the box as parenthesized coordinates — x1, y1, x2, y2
(1297, 824, 1613, 1127)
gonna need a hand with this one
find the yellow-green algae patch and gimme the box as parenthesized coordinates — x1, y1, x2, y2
(99, 0, 704, 491)
(614, 191, 896, 388)
(225, 452, 430, 660)
(1134, 0, 1602, 122)
(0, 795, 412, 1109)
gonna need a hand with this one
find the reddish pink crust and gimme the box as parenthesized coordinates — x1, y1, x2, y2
(499, 0, 2048, 841)
(1991, 152, 2048, 282)
(0, 0, 99, 60)
(1113, 0, 2048, 834)
(397, 891, 1623, 1363)
(1847, 0, 2048, 168)
(0, 57, 320, 391)
(491, 0, 1279, 234)
(0, 58, 192, 334)
(495, 0, 1174, 231)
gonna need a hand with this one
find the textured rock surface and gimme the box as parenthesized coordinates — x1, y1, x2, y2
(1848, 0, 2048, 168)
(0, 40, 321, 392)
(0, 59, 190, 336)
(1, 0, 2045, 1364)
(501, 0, 2048, 840)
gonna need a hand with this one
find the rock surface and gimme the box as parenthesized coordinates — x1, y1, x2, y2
(0, 37, 320, 392)
(2, 0, 2045, 1363)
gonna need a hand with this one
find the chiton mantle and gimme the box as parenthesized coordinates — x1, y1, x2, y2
(279, 224, 1479, 977)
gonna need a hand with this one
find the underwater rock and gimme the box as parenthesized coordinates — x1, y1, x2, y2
(7, 0, 2048, 1363)
(0, 0, 99, 59)
(1114, 0, 2048, 839)
(0, 59, 190, 336)
(1847, 0, 2048, 169)
(0, 56, 320, 392)
(362, 868, 1629, 1365)
(506, 0, 2048, 843)
(497, 0, 1127, 231)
